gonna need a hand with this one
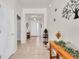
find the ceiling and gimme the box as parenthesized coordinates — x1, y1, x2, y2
(19, 0, 52, 8)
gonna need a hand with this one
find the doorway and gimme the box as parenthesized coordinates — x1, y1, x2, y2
(17, 15, 21, 47)
(31, 19, 41, 37)
(26, 14, 44, 46)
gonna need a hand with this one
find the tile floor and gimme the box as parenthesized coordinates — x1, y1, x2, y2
(9, 37, 49, 59)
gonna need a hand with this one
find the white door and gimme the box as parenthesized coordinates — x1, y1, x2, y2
(0, 5, 16, 59)
(7, 9, 16, 58)
(31, 20, 37, 36)
(31, 20, 41, 37)
(0, 6, 8, 59)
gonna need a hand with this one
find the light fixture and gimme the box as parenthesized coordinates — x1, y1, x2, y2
(62, 0, 79, 20)
(34, 17, 36, 21)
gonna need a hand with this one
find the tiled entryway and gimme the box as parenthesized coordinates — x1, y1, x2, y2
(9, 37, 49, 59)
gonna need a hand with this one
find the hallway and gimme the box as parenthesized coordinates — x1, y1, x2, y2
(9, 37, 49, 59)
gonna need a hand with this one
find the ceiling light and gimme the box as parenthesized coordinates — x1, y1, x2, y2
(34, 17, 36, 21)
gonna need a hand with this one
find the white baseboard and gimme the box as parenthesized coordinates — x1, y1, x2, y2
(8, 49, 17, 59)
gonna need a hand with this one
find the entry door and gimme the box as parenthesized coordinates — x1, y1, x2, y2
(31, 20, 41, 36)
(31, 20, 37, 36)
(0, 7, 16, 59)
(0, 6, 8, 59)
(0, 6, 16, 59)
(7, 9, 16, 58)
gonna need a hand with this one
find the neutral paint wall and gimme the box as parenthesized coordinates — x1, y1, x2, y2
(21, 8, 47, 43)
(47, 0, 79, 49)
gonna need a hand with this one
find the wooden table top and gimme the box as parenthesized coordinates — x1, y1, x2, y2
(49, 41, 75, 59)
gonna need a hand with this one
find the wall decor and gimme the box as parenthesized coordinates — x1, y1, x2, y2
(62, 0, 79, 20)
(55, 8, 57, 12)
(54, 18, 56, 22)
(56, 32, 61, 39)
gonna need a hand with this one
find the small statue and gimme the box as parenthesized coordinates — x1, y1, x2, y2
(56, 32, 61, 39)
(44, 29, 48, 33)
(43, 29, 48, 46)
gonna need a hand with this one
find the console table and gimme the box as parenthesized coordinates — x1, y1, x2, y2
(49, 41, 75, 59)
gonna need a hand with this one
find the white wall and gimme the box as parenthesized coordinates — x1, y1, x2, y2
(21, 8, 47, 43)
(47, 0, 79, 49)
